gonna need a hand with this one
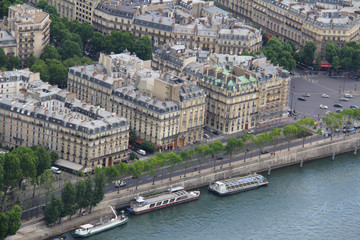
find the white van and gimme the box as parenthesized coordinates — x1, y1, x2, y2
(137, 149, 146, 155)
(345, 93, 353, 98)
(51, 167, 61, 174)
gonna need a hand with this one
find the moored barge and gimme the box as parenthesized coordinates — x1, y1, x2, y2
(127, 186, 200, 214)
(209, 174, 268, 196)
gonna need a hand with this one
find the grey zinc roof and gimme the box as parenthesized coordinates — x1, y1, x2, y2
(133, 14, 173, 31)
(0, 69, 32, 82)
(202, 6, 229, 16)
(0, 30, 16, 45)
(113, 85, 179, 114)
(69, 64, 124, 90)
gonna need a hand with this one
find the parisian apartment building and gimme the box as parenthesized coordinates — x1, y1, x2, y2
(0, 69, 129, 169)
(183, 53, 290, 134)
(27, 0, 262, 54)
(214, 0, 360, 56)
(68, 51, 206, 149)
(6, 4, 51, 62)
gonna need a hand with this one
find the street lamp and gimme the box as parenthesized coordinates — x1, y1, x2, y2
(290, 86, 295, 112)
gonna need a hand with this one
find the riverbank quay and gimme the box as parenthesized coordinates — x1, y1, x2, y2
(9, 134, 360, 240)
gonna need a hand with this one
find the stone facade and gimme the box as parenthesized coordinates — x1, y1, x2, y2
(7, 4, 51, 62)
(0, 70, 129, 168)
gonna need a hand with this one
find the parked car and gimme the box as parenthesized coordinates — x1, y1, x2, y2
(350, 105, 359, 109)
(51, 167, 61, 174)
(345, 93, 353, 98)
(261, 150, 270, 154)
(203, 133, 210, 139)
(339, 97, 349, 101)
(334, 104, 343, 108)
(321, 94, 330, 98)
(343, 127, 356, 133)
(319, 104, 328, 109)
(247, 129, 255, 134)
(335, 109, 342, 113)
(303, 93, 311, 97)
(298, 97, 306, 101)
(137, 149, 146, 155)
(114, 180, 126, 188)
(216, 157, 224, 160)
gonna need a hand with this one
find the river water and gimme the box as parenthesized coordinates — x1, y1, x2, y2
(61, 152, 360, 240)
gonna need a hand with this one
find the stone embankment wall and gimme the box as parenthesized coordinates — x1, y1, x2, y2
(14, 135, 360, 240)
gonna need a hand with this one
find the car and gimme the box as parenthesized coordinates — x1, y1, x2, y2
(343, 127, 356, 133)
(213, 130, 219, 135)
(335, 109, 342, 113)
(303, 93, 311, 97)
(298, 97, 306, 101)
(340, 97, 349, 101)
(51, 167, 61, 174)
(247, 129, 255, 134)
(345, 93, 353, 98)
(321, 94, 330, 98)
(81, 211, 88, 216)
(319, 104, 328, 109)
(203, 133, 210, 139)
(334, 104, 343, 108)
(350, 105, 359, 109)
(216, 157, 224, 160)
(334, 128, 341, 133)
(261, 150, 270, 154)
(114, 180, 126, 187)
(137, 149, 146, 155)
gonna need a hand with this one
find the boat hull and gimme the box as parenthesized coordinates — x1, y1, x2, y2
(209, 182, 268, 196)
(72, 218, 128, 238)
(129, 195, 200, 215)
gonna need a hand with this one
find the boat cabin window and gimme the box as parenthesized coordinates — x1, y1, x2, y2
(163, 200, 169, 204)
(150, 203, 155, 208)
(176, 196, 187, 201)
(169, 198, 175, 203)
(156, 202, 162, 206)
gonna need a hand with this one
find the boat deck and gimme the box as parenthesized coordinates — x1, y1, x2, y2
(143, 190, 188, 203)
(220, 174, 263, 188)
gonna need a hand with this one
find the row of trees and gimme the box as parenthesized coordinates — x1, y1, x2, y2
(325, 41, 360, 71)
(44, 168, 105, 225)
(0, 146, 58, 239)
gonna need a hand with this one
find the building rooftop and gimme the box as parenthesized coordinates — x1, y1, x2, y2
(202, 5, 229, 16)
(0, 31, 16, 46)
(133, 14, 173, 31)
(9, 4, 49, 25)
(96, 0, 138, 18)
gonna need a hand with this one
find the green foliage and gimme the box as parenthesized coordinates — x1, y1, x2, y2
(129, 152, 137, 160)
(91, 168, 106, 209)
(283, 124, 298, 151)
(44, 194, 62, 225)
(128, 160, 146, 189)
(180, 149, 194, 177)
(50, 151, 59, 165)
(295, 118, 315, 147)
(147, 156, 162, 185)
(254, 133, 271, 157)
(33, 146, 51, 176)
(129, 130, 137, 144)
(7, 56, 20, 70)
(61, 181, 76, 218)
(25, 56, 37, 68)
(0, 0, 25, 18)
(195, 145, 211, 173)
(165, 152, 182, 181)
(6, 205, 22, 236)
(140, 141, 156, 154)
(3, 153, 22, 191)
(262, 37, 296, 71)
(325, 41, 339, 66)
(40, 45, 61, 61)
(0, 213, 8, 240)
(210, 141, 225, 169)
(104, 166, 119, 184)
(269, 128, 282, 152)
(0, 48, 8, 69)
(75, 179, 86, 215)
(225, 137, 244, 165)
(113, 162, 129, 193)
(59, 39, 82, 60)
(30, 59, 49, 82)
(83, 177, 93, 210)
(46, 59, 68, 86)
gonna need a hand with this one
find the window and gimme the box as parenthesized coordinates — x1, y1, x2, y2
(150, 203, 155, 208)
(163, 200, 169, 204)
(156, 202, 162, 206)
(169, 198, 175, 203)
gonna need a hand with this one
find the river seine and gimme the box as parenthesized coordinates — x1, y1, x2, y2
(62, 152, 360, 240)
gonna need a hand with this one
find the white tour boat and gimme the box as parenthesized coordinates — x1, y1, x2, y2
(209, 173, 268, 196)
(72, 207, 128, 238)
(128, 186, 200, 214)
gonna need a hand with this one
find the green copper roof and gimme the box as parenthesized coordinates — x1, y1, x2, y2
(228, 79, 234, 86)
(250, 75, 257, 82)
(238, 76, 250, 84)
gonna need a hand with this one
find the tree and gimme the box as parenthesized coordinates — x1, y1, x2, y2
(332, 56, 340, 72)
(89, 32, 105, 53)
(25, 56, 37, 68)
(269, 128, 282, 153)
(325, 41, 339, 65)
(39, 169, 56, 207)
(47, 59, 68, 86)
(91, 168, 106, 212)
(254, 133, 271, 158)
(50, 151, 59, 165)
(7, 56, 20, 70)
(283, 124, 298, 151)
(165, 152, 182, 181)
(140, 141, 156, 154)
(75, 179, 86, 216)
(30, 59, 49, 82)
(83, 177, 93, 210)
(225, 137, 244, 166)
(11, 146, 37, 188)
(104, 166, 119, 184)
(295, 118, 315, 147)
(195, 145, 211, 173)
(59, 39, 82, 60)
(180, 149, 194, 177)
(33, 146, 51, 176)
(0, 213, 8, 240)
(61, 181, 76, 219)
(0, 48, 8, 69)
(241, 134, 255, 161)
(44, 194, 62, 225)
(303, 41, 317, 64)
(128, 161, 146, 190)
(75, 22, 94, 45)
(134, 36, 153, 60)
(209, 141, 224, 170)
(40, 45, 61, 61)
(2, 153, 22, 211)
(6, 205, 22, 236)
(147, 157, 162, 185)
(340, 109, 355, 135)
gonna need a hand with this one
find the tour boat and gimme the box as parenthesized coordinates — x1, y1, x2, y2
(72, 207, 128, 238)
(127, 186, 200, 214)
(209, 173, 268, 196)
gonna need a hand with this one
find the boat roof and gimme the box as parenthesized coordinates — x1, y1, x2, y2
(169, 186, 184, 192)
(217, 174, 264, 187)
(79, 224, 94, 229)
(138, 190, 189, 204)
